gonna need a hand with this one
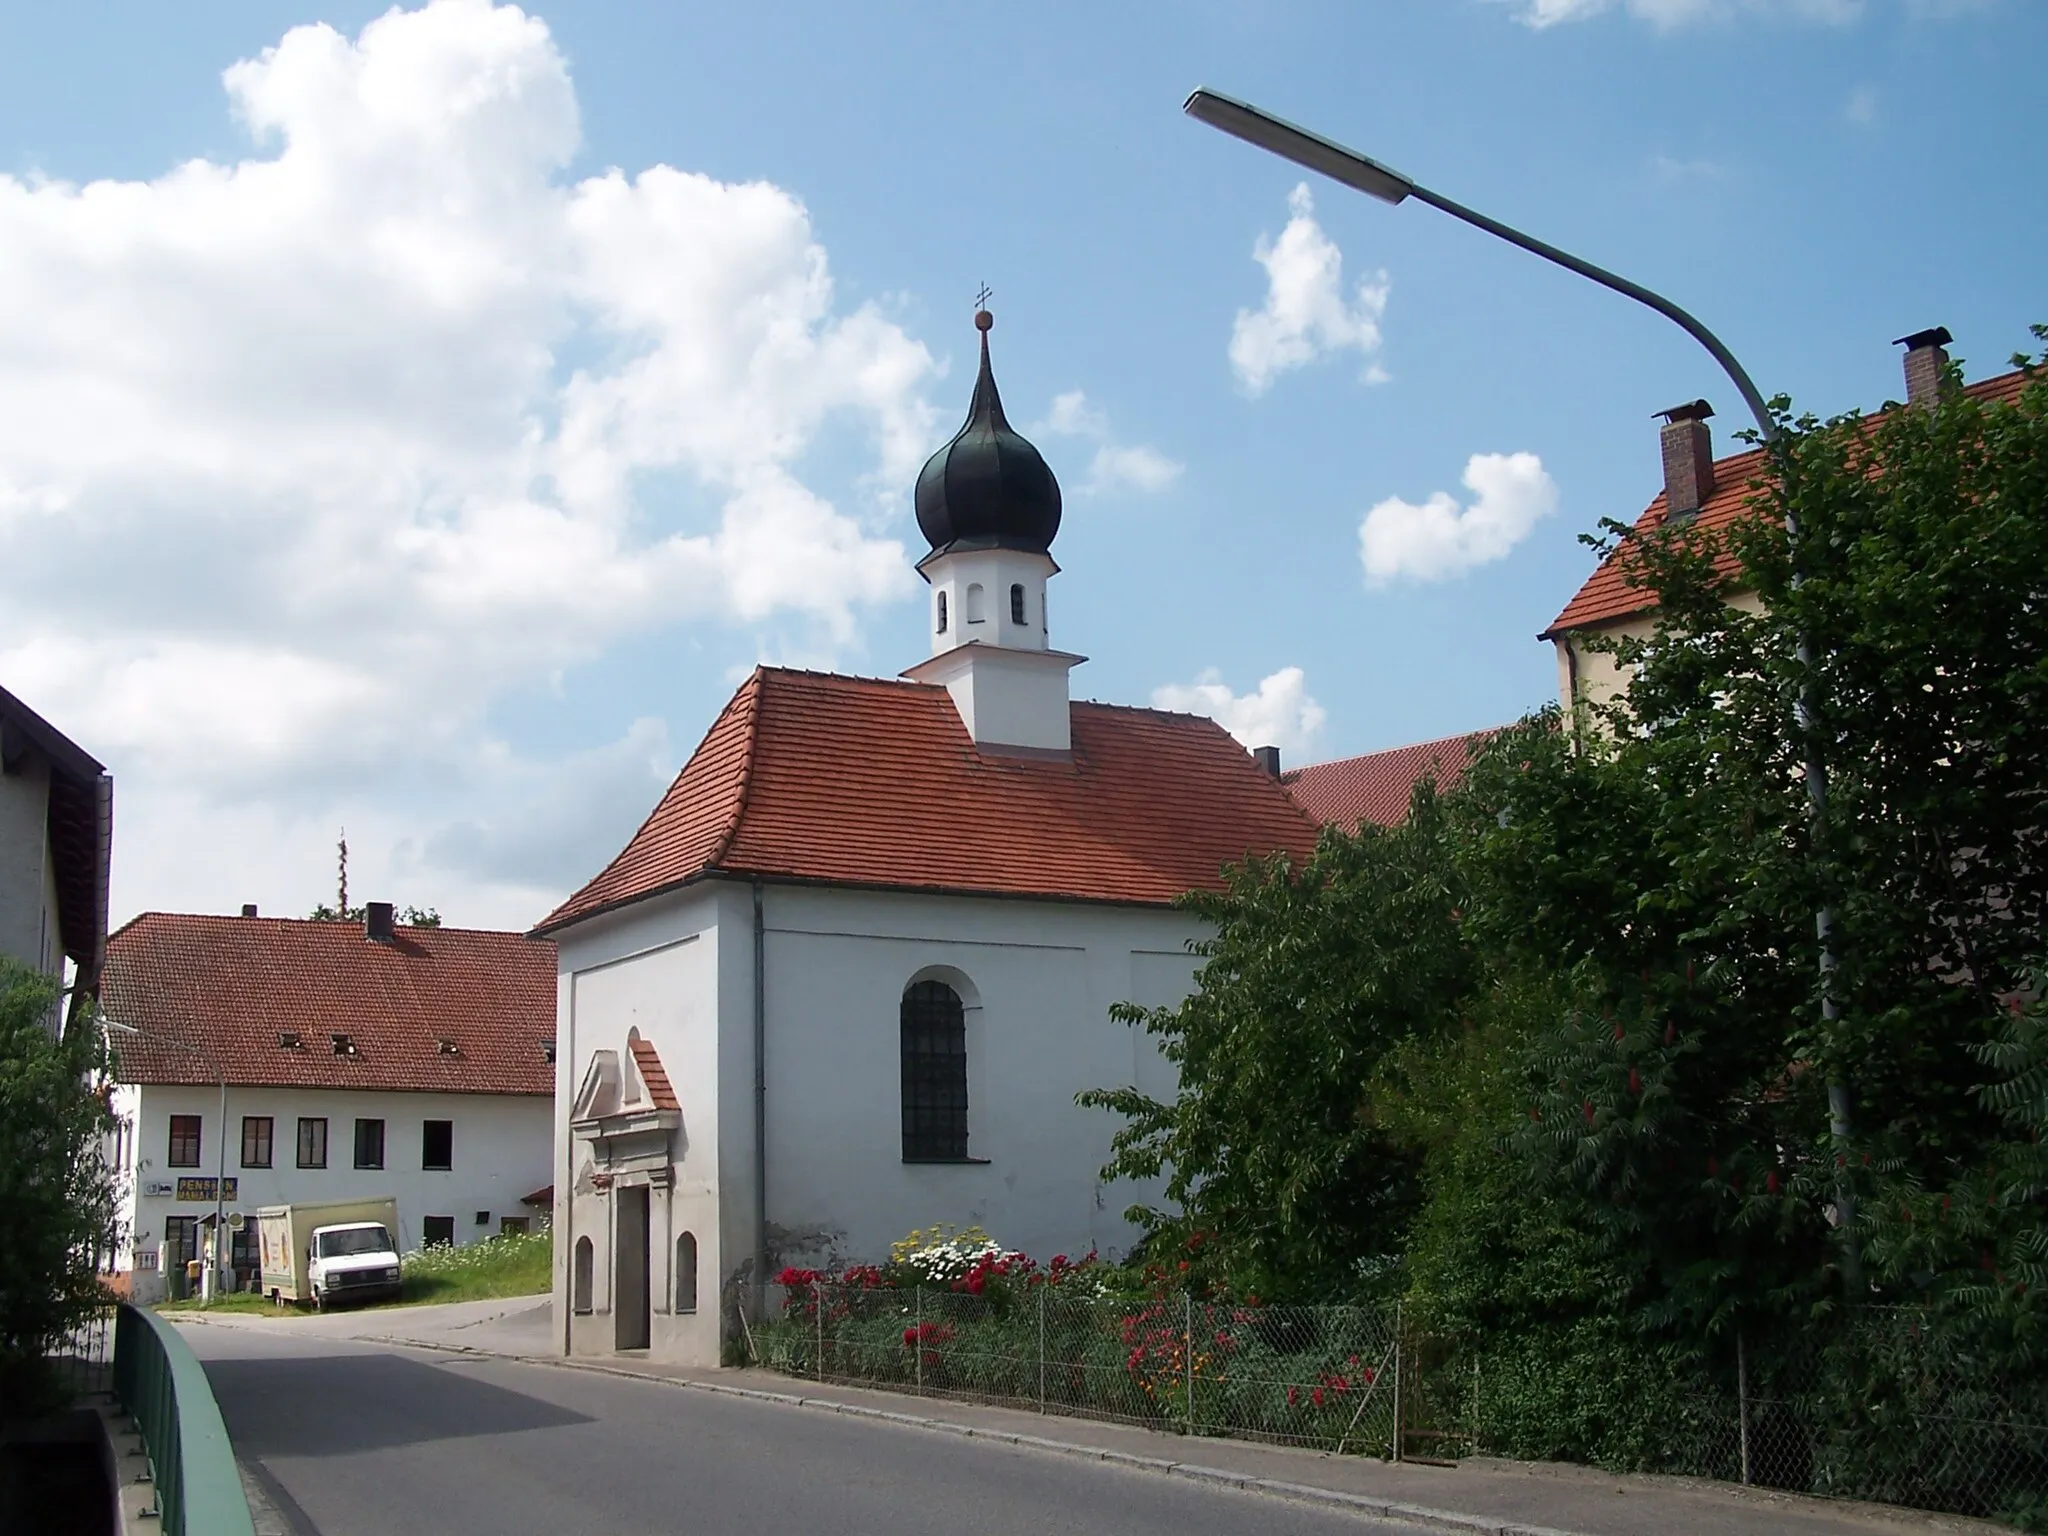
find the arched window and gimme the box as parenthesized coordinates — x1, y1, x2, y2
(935, 590, 948, 634)
(1009, 584, 1026, 625)
(675, 1232, 698, 1314)
(573, 1235, 594, 1314)
(965, 583, 985, 624)
(901, 980, 968, 1161)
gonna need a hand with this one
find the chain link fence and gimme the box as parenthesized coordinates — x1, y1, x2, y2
(753, 1286, 2047, 1524)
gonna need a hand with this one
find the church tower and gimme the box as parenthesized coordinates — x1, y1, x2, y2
(902, 308, 1083, 753)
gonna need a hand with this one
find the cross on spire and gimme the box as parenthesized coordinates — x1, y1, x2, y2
(974, 282, 993, 313)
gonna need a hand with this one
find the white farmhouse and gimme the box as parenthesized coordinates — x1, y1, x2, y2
(535, 311, 1318, 1367)
(101, 904, 556, 1301)
(0, 682, 111, 993)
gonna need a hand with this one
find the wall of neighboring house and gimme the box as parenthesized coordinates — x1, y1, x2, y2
(108, 1082, 551, 1303)
(0, 752, 58, 978)
(1555, 589, 1767, 716)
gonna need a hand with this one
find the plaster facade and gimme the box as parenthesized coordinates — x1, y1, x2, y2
(1552, 588, 1766, 717)
(107, 1082, 550, 1303)
(0, 754, 61, 979)
(551, 878, 1198, 1368)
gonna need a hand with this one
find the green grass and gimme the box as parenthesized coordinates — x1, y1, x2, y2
(160, 1229, 552, 1316)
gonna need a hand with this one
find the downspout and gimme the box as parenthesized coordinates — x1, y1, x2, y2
(751, 878, 768, 1320)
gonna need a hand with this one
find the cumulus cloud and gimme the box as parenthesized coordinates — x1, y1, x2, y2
(1358, 452, 1558, 585)
(1152, 668, 1328, 757)
(1228, 184, 1389, 397)
(0, 0, 943, 925)
(1034, 389, 1183, 496)
(1507, 0, 1861, 24)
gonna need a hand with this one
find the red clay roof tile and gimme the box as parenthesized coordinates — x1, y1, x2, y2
(1544, 368, 2031, 639)
(104, 914, 555, 1095)
(629, 1036, 679, 1112)
(538, 668, 1321, 932)
(1283, 730, 1498, 830)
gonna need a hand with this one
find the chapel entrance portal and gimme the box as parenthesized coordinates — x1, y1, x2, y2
(615, 1186, 651, 1351)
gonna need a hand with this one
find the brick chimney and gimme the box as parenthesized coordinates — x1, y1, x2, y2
(1655, 399, 1717, 522)
(365, 900, 395, 943)
(1893, 326, 1953, 409)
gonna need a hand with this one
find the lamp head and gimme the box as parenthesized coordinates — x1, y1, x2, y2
(1183, 89, 1413, 206)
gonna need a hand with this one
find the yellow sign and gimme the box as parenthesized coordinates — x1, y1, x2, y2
(175, 1177, 238, 1202)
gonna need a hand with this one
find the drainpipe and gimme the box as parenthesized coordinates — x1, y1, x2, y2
(752, 879, 769, 1320)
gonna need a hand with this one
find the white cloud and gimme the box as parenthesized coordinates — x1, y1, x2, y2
(1358, 452, 1558, 585)
(1845, 85, 1880, 125)
(1152, 667, 1328, 757)
(1228, 184, 1389, 397)
(1507, 0, 1862, 25)
(0, 0, 940, 925)
(1034, 389, 1184, 496)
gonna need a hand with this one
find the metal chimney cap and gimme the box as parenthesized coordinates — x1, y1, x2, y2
(1893, 326, 1953, 351)
(1655, 399, 1715, 425)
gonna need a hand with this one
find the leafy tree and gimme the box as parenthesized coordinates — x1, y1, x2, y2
(0, 959, 118, 1420)
(306, 902, 442, 927)
(1078, 789, 1475, 1301)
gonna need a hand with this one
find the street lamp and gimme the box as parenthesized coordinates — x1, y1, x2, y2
(1184, 88, 1858, 1278)
(103, 1015, 230, 1301)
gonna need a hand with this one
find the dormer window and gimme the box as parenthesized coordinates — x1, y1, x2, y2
(277, 1030, 303, 1051)
(331, 1032, 357, 1057)
(542, 1039, 557, 1065)
(1010, 583, 1025, 625)
(936, 590, 948, 634)
(436, 1036, 461, 1056)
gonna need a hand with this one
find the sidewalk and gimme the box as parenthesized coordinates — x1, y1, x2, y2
(175, 1299, 2010, 1536)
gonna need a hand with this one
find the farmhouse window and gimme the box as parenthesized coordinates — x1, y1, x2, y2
(422, 1119, 453, 1171)
(353, 1117, 385, 1170)
(297, 1117, 328, 1169)
(167, 1114, 201, 1168)
(241, 1116, 273, 1169)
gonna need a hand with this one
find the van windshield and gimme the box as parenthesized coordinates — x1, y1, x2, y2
(317, 1226, 394, 1258)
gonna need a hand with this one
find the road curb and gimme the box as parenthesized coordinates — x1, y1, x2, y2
(357, 1331, 1592, 1536)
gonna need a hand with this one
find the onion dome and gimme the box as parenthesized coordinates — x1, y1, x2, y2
(914, 310, 1062, 557)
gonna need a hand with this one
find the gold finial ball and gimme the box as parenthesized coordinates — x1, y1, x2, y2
(974, 309, 994, 332)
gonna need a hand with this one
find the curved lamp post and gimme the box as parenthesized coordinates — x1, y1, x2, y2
(104, 1015, 230, 1300)
(1183, 88, 1858, 1279)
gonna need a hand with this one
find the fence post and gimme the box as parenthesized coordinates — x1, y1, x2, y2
(1185, 1292, 1196, 1437)
(915, 1286, 923, 1397)
(1037, 1285, 1047, 1414)
(815, 1280, 824, 1383)
(1737, 1329, 1752, 1486)
(1391, 1301, 1403, 1463)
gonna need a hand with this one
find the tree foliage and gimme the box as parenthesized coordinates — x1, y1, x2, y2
(1082, 334, 2048, 1464)
(0, 959, 118, 1420)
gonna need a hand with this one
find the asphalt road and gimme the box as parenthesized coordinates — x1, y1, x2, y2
(188, 1327, 1413, 1536)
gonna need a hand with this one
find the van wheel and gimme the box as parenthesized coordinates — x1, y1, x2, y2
(312, 1287, 324, 1312)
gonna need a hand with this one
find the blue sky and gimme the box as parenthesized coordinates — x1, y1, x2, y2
(0, 0, 2039, 929)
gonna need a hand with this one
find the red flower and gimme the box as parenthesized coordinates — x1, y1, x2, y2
(1582, 1100, 1596, 1125)
(1627, 1067, 1641, 1095)
(1311, 1388, 1325, 1408)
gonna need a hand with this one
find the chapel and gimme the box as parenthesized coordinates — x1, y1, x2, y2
(537, 310, 1318, 1365)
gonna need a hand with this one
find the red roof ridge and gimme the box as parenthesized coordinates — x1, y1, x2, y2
(706, 667, 768, 870)
(1283, 726, 1495, 782)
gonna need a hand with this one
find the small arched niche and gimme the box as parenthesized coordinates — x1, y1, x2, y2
(935, 590, 948, 634)
(965, 583, 986, 623)
(573, 1235, 594, 1314)
(675, 1232, 698, 1314)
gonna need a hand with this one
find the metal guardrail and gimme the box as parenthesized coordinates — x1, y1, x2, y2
(112, 1303, 257, 1536)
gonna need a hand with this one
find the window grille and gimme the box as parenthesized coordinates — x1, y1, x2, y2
(936, 591, 948, 634)
(901, 980, 968, 1161)
(1010, 583, 1025, 624)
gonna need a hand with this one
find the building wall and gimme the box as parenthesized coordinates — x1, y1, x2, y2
(0, 753, 57, 978)
(550, 885, 724, 1365)
(109, 1082, 550, 1302)
(550, 878, 1203, 1367)
(1554, 589, 1766, 716)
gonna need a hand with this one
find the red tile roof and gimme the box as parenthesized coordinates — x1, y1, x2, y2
(629, 1035, 679, 1112)
(104, 914, 556, 1096)
(1283, 730, 1498, 830)
(537, 667, 1321, 933)
(1543, 367, 2032, 639)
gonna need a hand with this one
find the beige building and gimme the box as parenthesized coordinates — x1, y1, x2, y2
(1540, 329, 2027, 714)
